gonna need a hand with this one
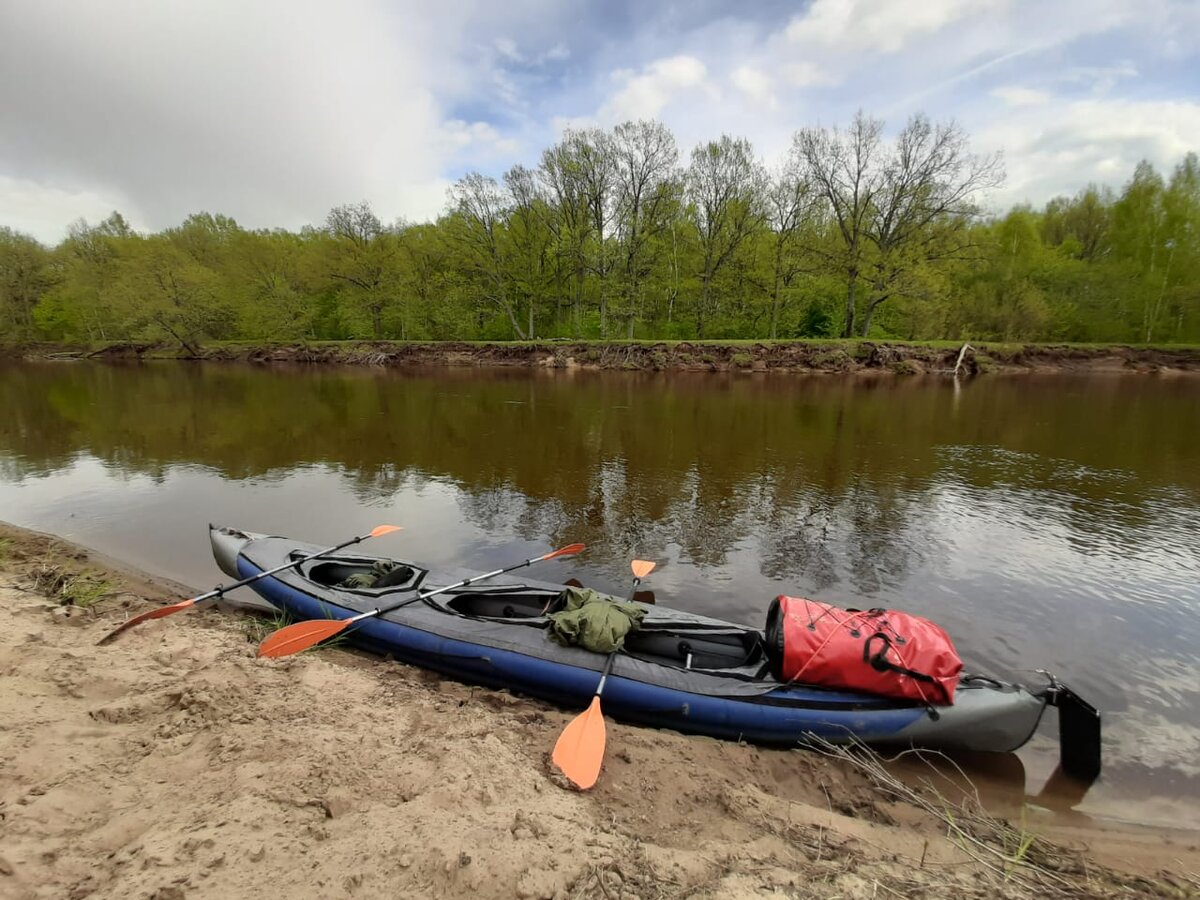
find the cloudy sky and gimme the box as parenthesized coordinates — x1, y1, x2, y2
(2, 0, 1198, 244)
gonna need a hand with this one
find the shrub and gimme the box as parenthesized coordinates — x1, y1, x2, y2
(811, 349, 852, 370)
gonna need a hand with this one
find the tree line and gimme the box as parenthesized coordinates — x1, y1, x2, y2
(2, 111, 1198, 346)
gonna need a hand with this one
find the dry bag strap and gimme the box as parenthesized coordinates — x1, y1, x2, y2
(862, 633, 936, 684)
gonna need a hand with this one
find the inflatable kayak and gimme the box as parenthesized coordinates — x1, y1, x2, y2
(210, 526, 1101, 777)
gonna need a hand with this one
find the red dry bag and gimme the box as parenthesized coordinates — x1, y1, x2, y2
(765, 596, 962, 705)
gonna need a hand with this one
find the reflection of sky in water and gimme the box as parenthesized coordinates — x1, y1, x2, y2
(1, 367, 1198, 831)
(4, 450, 1199, 828)
(0, 459, 526, 589)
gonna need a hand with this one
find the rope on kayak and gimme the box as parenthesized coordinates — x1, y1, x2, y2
(788, 599, 939, 710)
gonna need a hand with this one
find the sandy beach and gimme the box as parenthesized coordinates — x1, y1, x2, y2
(1, 523, 1196, 899)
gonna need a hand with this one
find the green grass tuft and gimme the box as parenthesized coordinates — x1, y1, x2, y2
(58, 575, 114, 608)
(240, 608, 294, 644)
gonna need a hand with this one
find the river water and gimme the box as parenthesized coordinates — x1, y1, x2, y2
(2, 361, 1198, 830)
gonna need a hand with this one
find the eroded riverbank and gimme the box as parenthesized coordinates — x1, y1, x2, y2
(9, 338, 1200, 376)
(0, 522, 1196, 899)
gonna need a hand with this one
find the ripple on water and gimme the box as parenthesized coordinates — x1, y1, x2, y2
(1, 365, 1198, 830)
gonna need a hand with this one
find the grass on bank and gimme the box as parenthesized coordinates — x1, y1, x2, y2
(0, 524, 117, 610)
(809, 737, 1192, 899)
(27, 563, 115, 608)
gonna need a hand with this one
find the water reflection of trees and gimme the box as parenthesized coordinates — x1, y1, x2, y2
(1, 362, 1198, 594)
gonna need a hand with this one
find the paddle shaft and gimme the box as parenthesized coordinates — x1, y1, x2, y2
(346, 552, 574, 626)
(202, 533, 376, 605)
(593, 573, 645, 697)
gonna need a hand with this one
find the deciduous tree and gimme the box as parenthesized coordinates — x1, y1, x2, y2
(685, 135, 766, 338)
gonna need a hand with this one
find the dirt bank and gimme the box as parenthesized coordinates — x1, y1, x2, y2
(1, 523, 1196, 899)
(9, 339, 1200, 376)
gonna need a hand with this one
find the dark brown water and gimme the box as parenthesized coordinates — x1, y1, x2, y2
(2, 361, 1198, 829)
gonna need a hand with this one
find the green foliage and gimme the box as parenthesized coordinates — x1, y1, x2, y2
(0, 226, 55, 339)
(1, 118, 1198, 346)
(796, 301, 835, 338)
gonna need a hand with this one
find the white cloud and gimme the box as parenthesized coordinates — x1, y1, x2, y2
(770, 0, 1143, 100)
(975, 98, 1200, 206)
(494, 38, 524, 63)
(0, 176, 140, 245)
(442, 120, 521, 159)
(599, 55, 710, 123)
(991, 86, 1052, 107)
(785, 0, 1001, 55)
(0, 0, 514, 240)
(490, 36, 570, 67)
(730, 66, 775, 107)
(1060, 62, 1139, 93)
(780, 62, 837, 89)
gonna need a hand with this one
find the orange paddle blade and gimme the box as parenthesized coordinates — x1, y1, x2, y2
(257, 618, 351, 658)
(541, 542, 585, 561)
(96, 598, 196, 644)
(631, 559, 656, 579)
(369, 525, 403, 537)
(551, 696, 607, 790)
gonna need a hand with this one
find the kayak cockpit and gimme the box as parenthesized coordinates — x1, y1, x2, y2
(284, 550, 429, 594)
(623, 629, 765, 671)
(440, 587, 766, 672)
(444, 589, 558, 619)
(307, 560, 422, 590)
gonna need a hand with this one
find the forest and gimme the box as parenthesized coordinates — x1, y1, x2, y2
(1, 111, 1198, 347)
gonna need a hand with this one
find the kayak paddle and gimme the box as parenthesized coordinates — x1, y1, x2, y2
(552, 559, 655, 790)
(257, 542, 586, 658)
(98, 525, 403, 644)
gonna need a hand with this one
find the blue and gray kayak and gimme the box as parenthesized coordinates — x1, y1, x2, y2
(210, 525, 1100, 779)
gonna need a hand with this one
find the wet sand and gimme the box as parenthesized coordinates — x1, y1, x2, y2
(1, 523, 1196, 899)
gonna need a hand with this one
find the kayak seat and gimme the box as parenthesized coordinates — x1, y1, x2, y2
(307, 560, 421, 591)
(445, 590, 560, 620)
(375, 565, 418, 588)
